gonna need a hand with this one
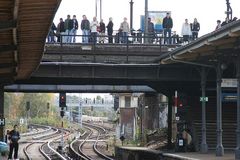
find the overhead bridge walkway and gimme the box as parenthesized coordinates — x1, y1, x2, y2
(7, 35, 205, 93)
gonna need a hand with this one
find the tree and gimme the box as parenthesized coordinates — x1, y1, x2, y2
(18, 93, 55, 118)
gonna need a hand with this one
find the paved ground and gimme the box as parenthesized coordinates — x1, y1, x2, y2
(164, 151, 235, 160)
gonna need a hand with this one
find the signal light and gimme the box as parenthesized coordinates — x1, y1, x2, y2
(59, 92, 66, 107)
(60, 110, 65, 117)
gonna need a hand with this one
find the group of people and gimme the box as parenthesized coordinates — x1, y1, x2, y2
(48, 14, 115, 44)
(162, 12, 201, 44)
(215, 17, 238, 30)
(47, 13, 202, 45)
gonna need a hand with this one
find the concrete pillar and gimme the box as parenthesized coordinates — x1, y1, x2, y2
(235, 54, 240, 160)
(216, 63, 224, 156)
(200, 67, 208, 153)
(144, 93, 159, 130)
(167, 94, 173, 149)
(0, 85, 4, 141)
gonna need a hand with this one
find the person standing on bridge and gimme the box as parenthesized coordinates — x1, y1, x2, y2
(120, 17, 130, 43)
(81, 15, 90, 43)
(148, 17, 155, 43)
(163, 12, 173, 44)
(90, 17, 99, 44)
(8, 125, 20, 160)
(64, 15, 74, 43)
(215, 20, 221, 30)
(191, 18, 200, 40)
(71, 15, 79, 43)
(106, 17, 114, 43)
(57, 18, 65, 43)
(181, 19, 192, 44)
(99, 19, 106, 43)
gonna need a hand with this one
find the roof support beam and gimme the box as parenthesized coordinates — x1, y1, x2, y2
(0, 20, 17, 31)
(0, 45, 17, 53)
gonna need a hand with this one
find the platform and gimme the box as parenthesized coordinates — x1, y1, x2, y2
(163, 151, 235, 160)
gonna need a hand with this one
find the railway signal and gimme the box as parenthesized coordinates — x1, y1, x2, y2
(59, 92, 66, 107)
(60, 109, 65, 117)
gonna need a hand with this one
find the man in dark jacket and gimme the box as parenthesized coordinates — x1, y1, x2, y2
(148, 17, 155, 43)
(81, 15, 90, 43)
(72, 15, 79, 43)
(106, 17, 114, 43)
(8, 125, 20, 160)
(162, 12, 173, 44)
(64, 15, 74, 43)
(57, 18, 65, 42)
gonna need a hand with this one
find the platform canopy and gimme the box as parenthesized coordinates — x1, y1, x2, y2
(0, 0, 61, 84)
(158, 20, 240, 65)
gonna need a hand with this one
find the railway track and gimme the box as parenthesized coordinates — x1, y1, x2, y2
(22, 126, 71, 160)
(70, 122, 114, 160)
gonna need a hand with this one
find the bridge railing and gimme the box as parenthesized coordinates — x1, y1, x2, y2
(45, 33, 185, 63)
(46, 32, 184, 48)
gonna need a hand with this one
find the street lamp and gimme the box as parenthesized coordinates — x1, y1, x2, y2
(129, 0, 134, 30)
(144, 0, 148, 43)
(225, 0, 232, 20)
(95, 0, 103, 20)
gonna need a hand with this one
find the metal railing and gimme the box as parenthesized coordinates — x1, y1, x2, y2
(46, 32, 184, 48)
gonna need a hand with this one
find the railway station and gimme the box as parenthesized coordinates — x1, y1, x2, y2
(0, 0, 240, 159)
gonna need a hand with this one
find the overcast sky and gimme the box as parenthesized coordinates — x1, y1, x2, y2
(54, 0, 240, 36)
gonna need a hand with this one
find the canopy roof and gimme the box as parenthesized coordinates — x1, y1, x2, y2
(0, 0, 61, 84)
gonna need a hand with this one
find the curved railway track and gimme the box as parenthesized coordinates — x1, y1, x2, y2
(23, 126, 71, 160)
(70, 122, 114, 160)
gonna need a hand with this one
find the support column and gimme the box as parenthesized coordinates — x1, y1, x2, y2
(0, 85, 4, 141)
(167, 94, 173, 149)
(216, 63, 224, 156)
(144, 93, 159, 130)
(235, 54, 240, 160)
(200, 67, 208, 153)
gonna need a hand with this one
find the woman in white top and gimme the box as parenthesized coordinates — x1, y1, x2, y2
(90, 17, 99, 43)
(181, 19, 192, 43)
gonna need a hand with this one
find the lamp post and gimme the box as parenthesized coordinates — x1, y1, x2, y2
(144, 0, 148, 43)
(95, 0, 98, 17)
(225, 0, 232, 20)
(100, 0, 102, 20)
(129, 0, 134, 30)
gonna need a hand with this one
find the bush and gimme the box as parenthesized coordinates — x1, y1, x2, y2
(29, 116, 69, 128)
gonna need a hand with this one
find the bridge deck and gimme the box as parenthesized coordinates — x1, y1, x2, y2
(44, 43, 179, 64)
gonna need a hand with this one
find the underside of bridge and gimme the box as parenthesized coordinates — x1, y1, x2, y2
(0, 0, 61, 84)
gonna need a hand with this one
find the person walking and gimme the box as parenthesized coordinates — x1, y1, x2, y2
(106, 17, 113, 43)
(72, 15, 79, 43)
(120, 17, 130, 43)
(162, 12, 173, 44)
(191, 18, 200, 40)
(8, 125, 20, 160)
(81, 15, 90, 43)
(181, 19, 192, 44)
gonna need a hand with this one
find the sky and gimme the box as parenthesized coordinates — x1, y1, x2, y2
(54, 0, 240, 36)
